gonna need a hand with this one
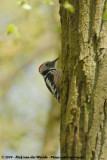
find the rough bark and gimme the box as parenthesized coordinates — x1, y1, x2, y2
(59, 0, 107, 160)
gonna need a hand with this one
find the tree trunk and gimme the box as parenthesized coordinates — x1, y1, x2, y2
(59, 0, 107, 160)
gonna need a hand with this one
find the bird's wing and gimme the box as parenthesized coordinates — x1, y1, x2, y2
(44, 70, 61, 103)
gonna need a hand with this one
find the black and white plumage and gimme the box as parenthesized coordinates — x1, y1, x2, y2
(39, 58, 61, 103)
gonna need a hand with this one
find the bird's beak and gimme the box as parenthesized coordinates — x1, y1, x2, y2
(51, 58, 59, 65)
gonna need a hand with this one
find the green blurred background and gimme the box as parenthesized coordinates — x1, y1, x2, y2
(0, 0, 60, 157)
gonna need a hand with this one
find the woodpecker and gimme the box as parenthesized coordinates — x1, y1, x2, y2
(39, 58, 61, 103)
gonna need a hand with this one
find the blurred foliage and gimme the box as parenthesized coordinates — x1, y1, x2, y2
(7, 24, 19, 37)
(0, 0, 60, 156)
(44, 0, 54, 6)
(63, 1, 74, 13)
(16, 0, 32, 10)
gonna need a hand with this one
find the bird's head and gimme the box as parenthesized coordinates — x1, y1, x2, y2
(39, 58, 59, 75)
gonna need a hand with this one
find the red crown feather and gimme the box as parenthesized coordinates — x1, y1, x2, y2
(39, 63, 44, 72)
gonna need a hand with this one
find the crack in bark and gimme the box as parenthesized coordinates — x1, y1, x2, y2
(87, 33, 99, 132)
(91, 151, 95, 160)
(80, 105, 87, 157)
(95, 133, 98, 150)
(98, 100, 107, 160)
(104, 99, 107, 118)
(88, 0, 97, 41)
(65, 124, 70, 157)
(88, 0, 93, 41)
(71, 126, 77, 159)
(65, 78, 69, 112)
(99, 0, 107, 36)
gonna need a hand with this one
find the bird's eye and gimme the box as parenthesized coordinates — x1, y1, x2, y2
(46, 64, 48, 66)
